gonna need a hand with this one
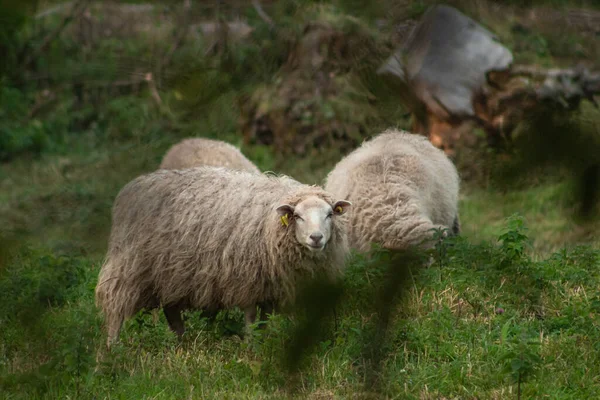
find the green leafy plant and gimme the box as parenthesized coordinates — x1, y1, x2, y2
(498, 213, 531, 266)
(499, 319, 543, 399)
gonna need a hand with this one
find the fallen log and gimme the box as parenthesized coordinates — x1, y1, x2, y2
(378, 4, 600, 155)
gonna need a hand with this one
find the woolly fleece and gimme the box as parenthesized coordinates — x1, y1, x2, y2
(324, 129, 460, 252)
(95, 167, 349, 344)
(160, 137, 260, 173)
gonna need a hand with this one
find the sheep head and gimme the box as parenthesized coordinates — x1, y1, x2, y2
(276, 196, 351, 252)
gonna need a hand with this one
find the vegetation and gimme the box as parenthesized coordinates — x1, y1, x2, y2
(1, 0, 599, 398)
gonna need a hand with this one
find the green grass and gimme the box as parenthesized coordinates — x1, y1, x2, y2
(1, 118, 599, 398)
(1, 213, 599, 398)
(461, 183, 600, 254)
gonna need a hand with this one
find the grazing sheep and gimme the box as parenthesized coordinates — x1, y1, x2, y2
(324, 129, 460, 252)
(160, 137, 260, 173)
(95, 167, 351, 346)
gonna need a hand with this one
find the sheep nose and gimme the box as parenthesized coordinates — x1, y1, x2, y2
(310, 232, 324, 244)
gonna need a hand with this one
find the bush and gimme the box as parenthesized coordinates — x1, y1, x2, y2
(0, 86, 49, 161)
(0, 246, 102, 397)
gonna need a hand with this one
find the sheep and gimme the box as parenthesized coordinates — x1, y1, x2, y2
(324, 128, 460, 253)
(95, 166, 351, 347)
(153, 138, 258, 324)
(159, 137, 260, 173)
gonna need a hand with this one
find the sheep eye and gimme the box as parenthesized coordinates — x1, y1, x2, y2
(326, 212, 333, 218)
(294, 214, 303, 221)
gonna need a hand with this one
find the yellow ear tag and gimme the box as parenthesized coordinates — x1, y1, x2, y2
(280, 213, 289, 227)
(335, 206, 343, 213)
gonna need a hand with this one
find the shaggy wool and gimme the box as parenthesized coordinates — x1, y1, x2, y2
(324, 129, 460, 252)
(95, 167, 349, 344)
(160, 137, 260, 173)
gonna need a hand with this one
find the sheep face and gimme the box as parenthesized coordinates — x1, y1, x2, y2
(277, 196, 351, 252)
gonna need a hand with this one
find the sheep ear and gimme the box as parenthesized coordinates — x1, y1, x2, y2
(276, 204, 295, 217)
(333, 200, 352, 215)
(276, 204, 294, 227)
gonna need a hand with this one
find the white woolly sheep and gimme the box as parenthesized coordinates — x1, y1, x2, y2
(95, 166, 351, 346)
(324, 128, 460, 252)
(160, 137, 260, 173)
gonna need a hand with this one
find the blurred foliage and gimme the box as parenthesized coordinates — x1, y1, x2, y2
(0, 85, 70, 161)
(240, 3, 395, 155)
(491, 103, 600, 219)
(0, 246, 101, 397)
(0, 0, 35, 79)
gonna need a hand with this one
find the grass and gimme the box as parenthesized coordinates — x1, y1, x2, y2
(461, 183, 600, 254)
(1, 212, 599, 398)
(1, 0, 600, 398)
(2, 127, 599, 398)
(2, 128, 596, 257)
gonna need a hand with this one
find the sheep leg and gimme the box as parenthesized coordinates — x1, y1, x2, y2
(106, 312, 124, 349)
(245, 300, 276, 333)
(201, 308, 219, 321)
(452, 215, 461, 236)
(95, 311, 124, 371)
(259, 301, 274, 318)
(244, 305, 258, 326)
(257, 301, 275, 328)
(242, 305, 258, 339)
(151, 309, 160, 324)
(163, 305, 185, 338)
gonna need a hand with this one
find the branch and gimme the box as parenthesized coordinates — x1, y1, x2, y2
(24, 0, 91, 67)
(252, 0, 275, 30)
(159, 0, 193, 73)
(514, 64, 584, 80)
(108, 77, 148, 87)
(511, 64, 600, 86)
(74, 73, 163, 109)
(34, 2, 75, 19)
(28, 90, 57, 118)
(509, 64, 600, 107)
(144, 73, 163, 107)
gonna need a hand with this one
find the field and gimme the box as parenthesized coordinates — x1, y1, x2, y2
(1, 0, 600, 398)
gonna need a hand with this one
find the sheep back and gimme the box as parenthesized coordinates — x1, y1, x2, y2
(159, 137, 260, 173)
(324, 129, 460, 252)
